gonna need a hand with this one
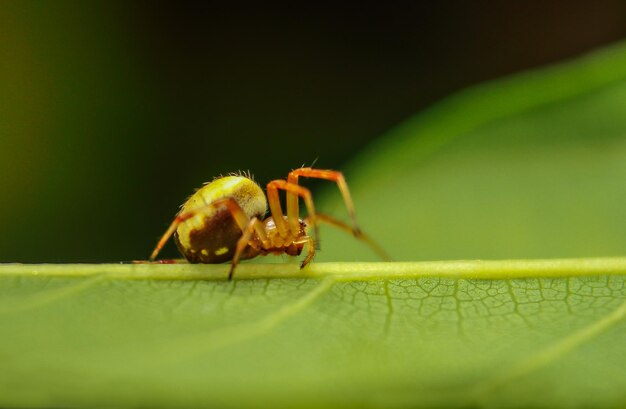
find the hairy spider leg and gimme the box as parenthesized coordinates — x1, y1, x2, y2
(266, 180, 319, 245)
(287, 167, 361, 237)
(308, 213, 391, 261)
(149, 197, 268, 262)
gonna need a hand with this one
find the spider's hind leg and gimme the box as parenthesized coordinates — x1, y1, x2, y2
(149, 197, 266, 261)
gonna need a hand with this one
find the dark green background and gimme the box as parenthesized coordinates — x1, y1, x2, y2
(1, 1, 626, 262)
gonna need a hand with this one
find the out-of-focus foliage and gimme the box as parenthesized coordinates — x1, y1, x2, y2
(318, 42, 626, 263)
(1, 2, 625, 262)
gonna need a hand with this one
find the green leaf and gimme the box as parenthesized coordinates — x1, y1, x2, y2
(4, 41, 626, 408)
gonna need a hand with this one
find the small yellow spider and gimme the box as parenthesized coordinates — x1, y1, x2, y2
(149, 167, 388, 279)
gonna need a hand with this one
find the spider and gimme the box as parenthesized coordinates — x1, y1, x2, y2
(149, 167, 388, 279)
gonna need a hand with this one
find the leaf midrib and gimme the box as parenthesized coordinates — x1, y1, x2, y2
(2, 258, 626, 281)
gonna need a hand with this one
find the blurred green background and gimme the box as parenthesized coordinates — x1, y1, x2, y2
(1, 1, 626, 262)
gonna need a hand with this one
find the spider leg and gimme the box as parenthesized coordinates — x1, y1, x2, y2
(299, 235, 316, 269)
(266, 180, 319, 245)
(288, 167, 361, 235)
(131, 258, 187, 264)
(308, 213, 391, 261)
(149, 197, 259, 261)
(229, 216, 265, 280)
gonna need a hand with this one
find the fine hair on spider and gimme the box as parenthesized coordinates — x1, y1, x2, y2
(148, 167, 389, 279)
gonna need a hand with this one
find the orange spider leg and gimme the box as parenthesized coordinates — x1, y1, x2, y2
(229, 216, 267, 280)
(266, 180, 319, 245)
(266, 181, 289, 239)
(149, 197, 264, 261)
(310, 213, 391, 261)
(287, 167, 361, 236)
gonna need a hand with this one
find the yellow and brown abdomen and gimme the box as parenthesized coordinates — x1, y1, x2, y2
(174, 176, 267, 263)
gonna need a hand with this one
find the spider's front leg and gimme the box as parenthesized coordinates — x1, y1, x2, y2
(299, 235, 316, 269)
(309, 213, 390, 261)
(266, 179, 319, 245)
(287, 167, 361, 236)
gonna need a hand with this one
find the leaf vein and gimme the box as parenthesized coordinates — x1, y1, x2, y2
(472, 296, 626, 400)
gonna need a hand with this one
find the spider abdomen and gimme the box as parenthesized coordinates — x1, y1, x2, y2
(174, 175, 267, 263)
